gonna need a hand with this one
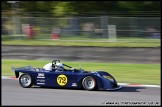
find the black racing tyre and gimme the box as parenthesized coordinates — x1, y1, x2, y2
(19, 74, 33, 88)
(82, 76, 96, 91)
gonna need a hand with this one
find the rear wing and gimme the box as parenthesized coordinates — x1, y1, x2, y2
(11, 66, 35, 71)
(11, 67, 19, 78)
(11, 67, 18, 71)
(11, 66, 35, 78)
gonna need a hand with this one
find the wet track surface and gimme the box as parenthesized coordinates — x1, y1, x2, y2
(2, 79, 161, 106)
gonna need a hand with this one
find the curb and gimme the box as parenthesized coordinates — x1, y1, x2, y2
(118, 83, 160, 88)
(2, 76, 17, 79)
(2, 76, 160, 88)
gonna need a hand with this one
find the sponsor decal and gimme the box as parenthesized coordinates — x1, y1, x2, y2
(57, 74, 67, 86)
(72, 83, 77, 87)
(37, 73, 45, 78)
(37, 79, 45, 82)
(37, 79, 45, 85)
(37, 83, 45, 85)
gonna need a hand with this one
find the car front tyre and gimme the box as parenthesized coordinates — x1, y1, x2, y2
(19, 74, 33, 88)
(82, 76, 96, 91)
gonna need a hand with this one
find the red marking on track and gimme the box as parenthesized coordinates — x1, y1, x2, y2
(10, 76, 16, 78)
(128, 84, 141, 86)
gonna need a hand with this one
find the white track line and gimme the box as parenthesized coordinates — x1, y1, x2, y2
(118, 83, 160, 88)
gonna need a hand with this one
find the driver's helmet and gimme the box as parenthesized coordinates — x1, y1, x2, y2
(55, 62, 64, 71)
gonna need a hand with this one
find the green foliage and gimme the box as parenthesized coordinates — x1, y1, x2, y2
(52, 2, 71, 17)
(2, 1, 160, 17)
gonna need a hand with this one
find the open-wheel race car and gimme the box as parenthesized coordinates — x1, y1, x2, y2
(11, 60, 121, 91)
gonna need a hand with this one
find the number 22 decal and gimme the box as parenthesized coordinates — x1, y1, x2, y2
(57, 74, 67, 86)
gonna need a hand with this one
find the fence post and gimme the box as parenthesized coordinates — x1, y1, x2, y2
(108, 25, 117, 42)
(100, 16, 108, 38)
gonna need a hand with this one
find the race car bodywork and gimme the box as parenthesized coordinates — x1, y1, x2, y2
(11, 60, 121, 91)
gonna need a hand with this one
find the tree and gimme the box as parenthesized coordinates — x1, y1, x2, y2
(2, 1, 160, 17)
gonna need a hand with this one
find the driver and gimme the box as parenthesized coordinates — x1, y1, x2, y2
(55, 62, 64, 71)
(43, 62, 64, 71)
(43, 62, 52, 71)
(43, 61, 75, 71)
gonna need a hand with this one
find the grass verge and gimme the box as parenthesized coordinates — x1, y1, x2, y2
(2, 37, 160, 47)
(2, 59, 160, 85)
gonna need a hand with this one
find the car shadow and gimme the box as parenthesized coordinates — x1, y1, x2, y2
(101, 86, 146, 92)
(32, 86, 83, 90)
(32, 86, 146, 92)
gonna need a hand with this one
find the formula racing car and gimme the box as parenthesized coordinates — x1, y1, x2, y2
(11, 60, 121, 91)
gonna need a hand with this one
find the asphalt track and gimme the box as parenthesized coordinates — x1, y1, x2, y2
(2, 45, 160, 63)
(2, 79, 161, 106)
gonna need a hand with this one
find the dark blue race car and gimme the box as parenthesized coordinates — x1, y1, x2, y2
(11, 60, 121, 91)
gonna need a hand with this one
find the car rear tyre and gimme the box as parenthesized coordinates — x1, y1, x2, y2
(19, 74, 33, 88)
(82, 76, 96, 91)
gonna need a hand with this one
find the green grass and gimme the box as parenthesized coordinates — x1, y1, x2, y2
(2, 38, 160, 47)
(2, 59, 160, 85)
